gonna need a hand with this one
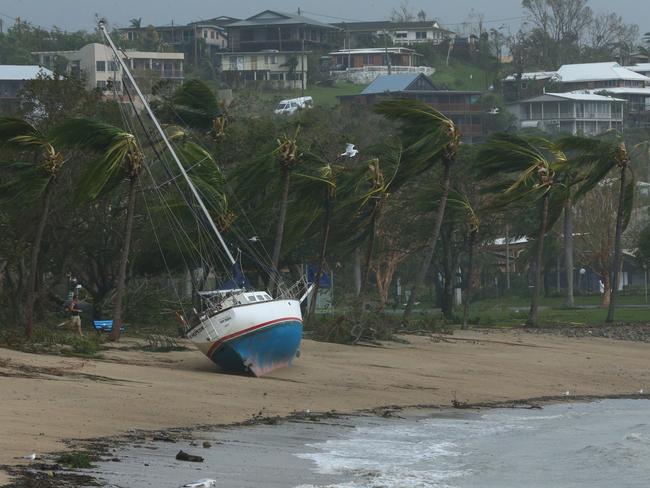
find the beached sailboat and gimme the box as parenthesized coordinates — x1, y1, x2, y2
(99, 23, 310, 376)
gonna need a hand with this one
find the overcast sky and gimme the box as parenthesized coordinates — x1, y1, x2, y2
(1, 0, 649, 35)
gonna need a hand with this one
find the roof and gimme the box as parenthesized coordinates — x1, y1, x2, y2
(332, 20, 453, 34)
(503, 71, 556, 82)
(228, 10, 338, 30)
(329, 47, 418, 56)
(361, 73, 438, 94)
(0, 65, 55, 81)
(556, 62, 650, 83)
(626, 63, 650, 73)
(581, 87, 650, 96)
(517, 92, 626, 103)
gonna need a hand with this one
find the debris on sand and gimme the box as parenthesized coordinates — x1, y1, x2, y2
(175, 450, 204, 462)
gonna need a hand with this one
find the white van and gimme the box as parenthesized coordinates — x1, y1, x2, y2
(274, 96, 313, 115)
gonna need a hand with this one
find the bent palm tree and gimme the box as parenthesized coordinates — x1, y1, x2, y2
(53, 119, 144, 341)
(562, 134, 634, 323)
(375, 99, 460, 322)
(0, 117, 65, 337)
(269, 129, 302, 290)
(478, 134, 569, 327)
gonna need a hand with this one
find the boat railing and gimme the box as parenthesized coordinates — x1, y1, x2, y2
(277, 276, 309, 300)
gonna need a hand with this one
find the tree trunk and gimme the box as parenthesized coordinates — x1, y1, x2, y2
(441, 229, 455, 320)
(462, 230, 478, 329)
(307, 198, 331, 322)
(356, 202, 380, 315)
(269, 169, 291, 293)
(607, 166, 627, 323)
(602, 272, 611, 308)
(24, 179, 54, 338)
(110, 177, 138, 341)
(564, 199, 574, 307)
(527, 192, 550, 327)
(403, 160, 452, 322)
(353, 248, 362, 297)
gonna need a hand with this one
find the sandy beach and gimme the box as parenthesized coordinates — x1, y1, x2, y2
(1, 329, 649, 485)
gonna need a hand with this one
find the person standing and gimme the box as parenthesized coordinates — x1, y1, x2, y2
(68, 297, 84, 337)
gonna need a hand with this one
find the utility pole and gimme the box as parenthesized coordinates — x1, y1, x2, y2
(384, 31, 391, 75)
(301, 38, 305, 96)
(505, 224, 511, 290)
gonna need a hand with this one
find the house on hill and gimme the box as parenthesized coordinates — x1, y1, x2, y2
(332, 20, 453, 48)
(325, 47, 434, 83)
(33, 43, 184, 96)
(0, 65, 55, 111)
(507, 92, 625, 136)
(117, 18, 234, 66)
(338, 73, 485, 141)
(226, 10, 339, 52)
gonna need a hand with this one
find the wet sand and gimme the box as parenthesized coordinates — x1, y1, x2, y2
(1, 330, 650, 485)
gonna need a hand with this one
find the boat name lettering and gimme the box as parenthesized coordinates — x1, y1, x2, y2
(219, 316, 231, 324)
(188, 326, 205, 338)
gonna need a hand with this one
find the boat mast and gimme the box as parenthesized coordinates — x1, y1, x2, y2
(98, 21, 237, 266)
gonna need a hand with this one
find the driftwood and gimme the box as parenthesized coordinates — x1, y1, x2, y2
(175, 450, 204, 462)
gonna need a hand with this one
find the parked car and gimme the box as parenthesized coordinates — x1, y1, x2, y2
(273, 96, 313, 115)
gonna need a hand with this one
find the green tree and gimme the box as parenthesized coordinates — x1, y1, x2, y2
(374, 99, 460, 322)
(563, 134, 634, 323)
(53, 119, 144, 340)
(478, 133, 569, 326)
(0, 117, 66, 337)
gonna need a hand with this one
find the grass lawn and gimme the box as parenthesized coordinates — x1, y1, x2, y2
(430, 60, 492, 91)
(464, 293, 650, 328)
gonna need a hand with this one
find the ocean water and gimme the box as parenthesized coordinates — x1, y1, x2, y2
(296, 399, 650, 488)
(87, 400, 650, 487)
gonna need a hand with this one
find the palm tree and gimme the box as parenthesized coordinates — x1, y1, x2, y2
(269, 129, 302, 290)
(374, 99, 461, 322)
(292, 156, 342, 320)
(562, 134, 634, 323)
(53, 119, 144, 341)
(160, 79, 226, 138)
(478, 134, 569, 327)
(0, 117, 65, 337)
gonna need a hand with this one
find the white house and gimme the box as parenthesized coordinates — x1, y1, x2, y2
(33, 43, 184, 95)
(507, 92, 625, 136)
(217, 51, 308, 88)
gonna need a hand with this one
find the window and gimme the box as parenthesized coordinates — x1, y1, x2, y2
(211, 31, 215, 39)
(363, 54, 373, 65)
(96, 80, 107, 89)
(256, 295, 265, 301)
(270, 73, 284, 80)
(416, 31, 427, 40)
(96, 61, 106, 72)
(265, 55, 278, 65)
(203, 30, 208, 38)
(107, 61, 118, 72)
(395, 32, 407, 38)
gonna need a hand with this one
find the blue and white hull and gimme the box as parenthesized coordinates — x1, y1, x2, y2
(187, 294, 303, 377)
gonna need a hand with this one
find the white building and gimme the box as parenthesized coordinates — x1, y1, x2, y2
(507, 92, 625, 136)
(33, 43, 184, 95)
(218, 51, 308, 88)
(326, 48, 434, 84)
(0, 65, 55, 109)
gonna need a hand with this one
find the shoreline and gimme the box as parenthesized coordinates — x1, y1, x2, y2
(4, 394, 650, 487)
(2, 329, 650, 485)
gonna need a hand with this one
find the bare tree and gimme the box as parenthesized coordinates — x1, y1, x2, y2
(390, 1, 415, 22)
(574, 183, 616, 306)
